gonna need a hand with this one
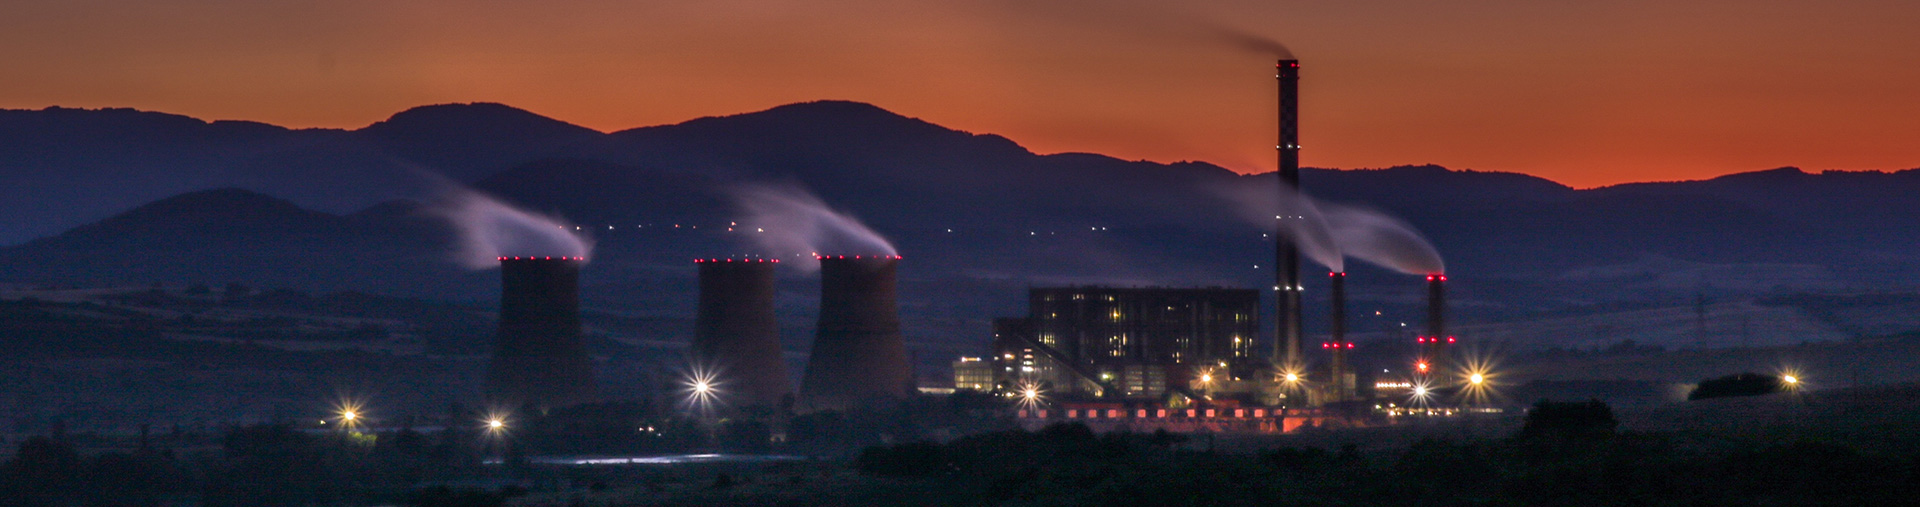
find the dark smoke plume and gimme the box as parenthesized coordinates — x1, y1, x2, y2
(1208, 26, 1294, 59)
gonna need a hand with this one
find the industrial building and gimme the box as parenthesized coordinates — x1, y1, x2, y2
(951, 357, 991, 391)
(990, 287, 1261, 400)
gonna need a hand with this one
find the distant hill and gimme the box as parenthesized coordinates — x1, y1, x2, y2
(5, 100, 1920, 354)
(0, 188, 476, 296)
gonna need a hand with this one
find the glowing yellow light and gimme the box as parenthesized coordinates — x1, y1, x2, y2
(1284, 373, 1299, 382)
(488, 419, 505, 429)
(1783, 375, 1798, 384)
(341, 410, 357, 422)
(1416, 362, 1429, 372)
(1469, 373, 1484, 385)
(1015, 381, 1046, 411)
(1200, 374, 1213, 383)
(1413, 386, 1428, 396)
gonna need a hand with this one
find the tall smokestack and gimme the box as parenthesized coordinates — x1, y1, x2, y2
(796, 255, 911, 412)
(485, 256, 598, 409)
(693, 258, 793, 409)
(1325, 271, 1350, 401)
(1275, 59, 1304, 370)
(1417, 273, 1451, 376)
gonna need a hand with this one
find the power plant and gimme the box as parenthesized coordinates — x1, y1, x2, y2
(796, 255, 912, 413)
(465, 56, 1457, 434)
(692, 258, 793, 408)
(484, 256, 599, 410)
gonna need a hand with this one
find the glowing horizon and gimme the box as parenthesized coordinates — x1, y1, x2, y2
(6, 0, 1920, 188)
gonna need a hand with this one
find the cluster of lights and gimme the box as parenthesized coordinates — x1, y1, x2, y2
(812, 255, 904, 260)
(1415, 336, 1457, 344)
(1425, 274, 1448, 282)
(496, 256, 586, 261)
(1321, 342, 1355, 349)
(693, 258, 780, 263)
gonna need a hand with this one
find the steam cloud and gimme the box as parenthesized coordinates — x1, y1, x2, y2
(732, 183, 897, 273)
(1215, 181, 1343, 272)
(1213, 180, 1444, 275)
(427, 188, 594, 269)
(1319, 202, 1445, 275)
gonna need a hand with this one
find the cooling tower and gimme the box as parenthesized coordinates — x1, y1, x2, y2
(1416, 273, 1451, 375)
(796, 255, 911, 413)
(484, 256, 598, 410)
(1275, 58, 1305, 369)
(693, 258, 793, 408)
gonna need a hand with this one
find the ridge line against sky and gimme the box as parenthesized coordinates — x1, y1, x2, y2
(10, 99, 1917, 191)
(3, 0, 1920, 187)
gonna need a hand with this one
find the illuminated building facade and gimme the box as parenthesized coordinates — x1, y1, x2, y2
(952, 356, 992, 391)
(1026, 287, 1260, 397)
(990, 318, 1075, 392)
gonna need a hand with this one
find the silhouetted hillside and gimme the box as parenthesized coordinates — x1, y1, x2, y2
(6, 101, 1920, 354)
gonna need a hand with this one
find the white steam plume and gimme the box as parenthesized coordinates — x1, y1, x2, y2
(1213, 181, 1344, 272)
(1213, 179, 1445, 275)
(426, 188, 594, 270)
(1320, 202, 1445, 275)
(732, 183, 896, 273)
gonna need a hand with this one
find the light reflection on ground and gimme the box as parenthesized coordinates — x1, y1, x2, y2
(482, 453, 810, 466)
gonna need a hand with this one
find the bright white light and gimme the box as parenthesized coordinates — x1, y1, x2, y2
(1284, 373, 1299, 382)
(1015, 381, 1046, 411)
(1783, 375, 1798, 384)
(341, 411, 357, 422)
(1200, 374, 1213, 383)
(681, 365, 724, 414)
(1469, 373, 1484, 385)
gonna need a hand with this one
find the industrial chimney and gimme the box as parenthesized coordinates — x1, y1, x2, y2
(692, 258, 793, 408)
(1275, 58, 1305, 371)
(485, 256, 598, 410)
(1416, 273, 1451, 377)
(796, 255, 911, 413)
(1323, 271, 1352, 401)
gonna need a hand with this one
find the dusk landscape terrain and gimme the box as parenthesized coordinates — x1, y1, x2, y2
(4, 1, 1920, 505)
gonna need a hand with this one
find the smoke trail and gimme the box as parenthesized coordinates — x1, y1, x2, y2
(1211, 181, 1343, 272)
(426, 188, 594, 269)
(1212, 178, 1445, 274)
(1206, 26, 1294, 59)
(1320, 202, 1445, 275)
(732, 182, 896, 273)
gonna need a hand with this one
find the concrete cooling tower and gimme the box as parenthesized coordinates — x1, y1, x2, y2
(693, 258, 793, 409)
(484, 256, 598, 410)
(796, 255, 911, 413)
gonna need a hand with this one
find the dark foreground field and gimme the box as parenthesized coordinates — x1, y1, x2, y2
(500, 385, 1920, 507)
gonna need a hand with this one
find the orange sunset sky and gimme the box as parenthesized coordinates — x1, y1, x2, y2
(4, 0, 1919, 188)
